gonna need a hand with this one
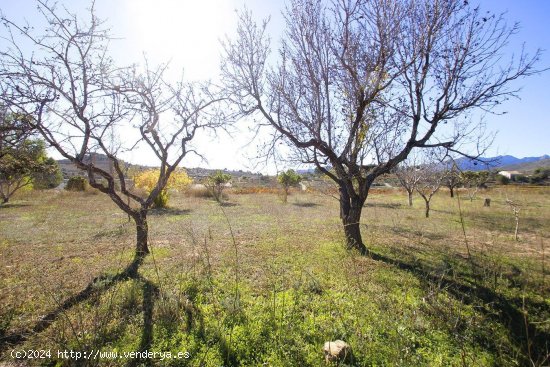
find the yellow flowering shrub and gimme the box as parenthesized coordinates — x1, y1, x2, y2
(133, 169, 192, 208)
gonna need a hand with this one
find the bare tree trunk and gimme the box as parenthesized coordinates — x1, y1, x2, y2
(213, 185, 223, 203)
(342, 209, 366, 254)
(449, 186, 454, 198)
(424, 200, 430, 218)
(127, 194, 131, 222)
(339, 185, 367, 254)
(134, 210, 149, 257)
(339, 185, 350, 220)
(469, 188, 477, 202)
(1, 197, 8, 204)
(407, 190, 413, 206)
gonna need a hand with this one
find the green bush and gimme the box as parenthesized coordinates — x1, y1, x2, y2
(0, 139, 59, 203)
(495, 174, 510, 185)
(32, 158, 63, 189)
(65, 176, 88, 191)
(513, 174, 529, 183)
(153, 189, 169, 208)
(529, 167, 550, 184)
(277, 169, 302, 203)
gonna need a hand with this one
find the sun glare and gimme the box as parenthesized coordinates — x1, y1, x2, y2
(124, 0, 234, 79)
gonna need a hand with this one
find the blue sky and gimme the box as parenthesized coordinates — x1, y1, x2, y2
(477, 0, 550, 158)
(1, 0, 548, 172)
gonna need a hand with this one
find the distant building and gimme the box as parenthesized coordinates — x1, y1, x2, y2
(58, 152, 116, 178)
(498, 170, 521, 180)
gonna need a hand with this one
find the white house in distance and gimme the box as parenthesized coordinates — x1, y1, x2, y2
(498, 170, 522, 179)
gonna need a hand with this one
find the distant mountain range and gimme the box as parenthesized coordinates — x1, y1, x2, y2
(55, 153, 550, 178)
(454, 154, 550, 172)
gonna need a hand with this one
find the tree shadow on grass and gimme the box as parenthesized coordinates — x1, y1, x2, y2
(126, 279, 158, 367)
(369, 250, 550, 365)
(0, 203, 31, 209)
(149, 207, 192, 216)
(0, 254, 160, 367)
(220, 202, 239, 207)
(365, 202, 402, 209)
(292, 202, 320, 208)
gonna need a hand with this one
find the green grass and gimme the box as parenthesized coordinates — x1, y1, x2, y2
(0, 186, 548, 366)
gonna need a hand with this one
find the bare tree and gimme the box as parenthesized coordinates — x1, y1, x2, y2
(443, 164, 461, 198)
(222, 0, 541, 253)
(395, 155, 422, 206)
(0, 1, 224, 257)
(460, 170, 489, 202)
(205, 170, 232, 203)
(415, 161, 446, 218)
(506, 198, 520, 241)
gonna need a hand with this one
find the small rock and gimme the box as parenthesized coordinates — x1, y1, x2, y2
(323, 340, 351, 363)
